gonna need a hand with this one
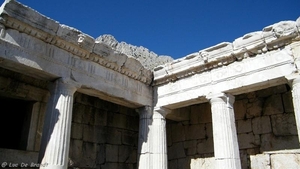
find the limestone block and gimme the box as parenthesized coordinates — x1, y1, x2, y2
(238, 133, 259, 149)
(252, 116, 272, 134)
(71, 123, 83, 139)
(94, 110, 107, 126)
(263, 94, 284, 115)
(250, 154, 270, 169)
(101, 163, 119, 169)
(57, 24, 94, 52)
(233, 31, 265, 55)
(167, 124, 173, 146)
(168, 142, 186, 160)
(106, 144, 119, 162)
(260, 134, 299, 152)
(96, 144, 105, 164)
(82, 142, 97, 168)
(178, 158, 191, 169)
(237, 119, 252, 134)
(246, 99, 263, 118)
(197, 137, 214, 154)
(0, 0, 59, 35)
(184, 140, 197, 156)
(190, 157, 215, 169)
(121, 130, 138, 146)
(271, 113, 298, 136)
(270, 154, 300, 169)
(185, 124, 206, 140)
(190, 103, 212, 124)
(255, 85, 287, 98)
(198, 42, 233, 61)
(72, 104, 84, 123)
(282, 92, 294, 113)
(83, 125, 107, 143)
(169, 159, 178, 169)
(234, 99, 247, 120)
(263, 21, 298, 49)
(239, 150, 249, 169)
(205, 123, 213, 138)
(69, 139, 83, 166)
(118, 146, 132, 163)
(126, 115, 139, 131)
(82, 106, 95, 125)
(171, 123, 186, 142)
(106, 127, 122, 144)
(107, 113, 127, 129)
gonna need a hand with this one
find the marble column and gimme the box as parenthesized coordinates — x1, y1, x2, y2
(291, 78, 300, 143)
(136, 106, 170, 169)
(38, 78, 79, 169)
(136, 106, 153, 169)
(207, 93, 241, 169)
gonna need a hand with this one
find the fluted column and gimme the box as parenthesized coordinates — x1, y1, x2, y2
(291, 78, 300, 143)
(38, 78, 79, 169)
(207, 93, 241, 169)
(136, 106, 170, 169)
(136, 106, 153, 169)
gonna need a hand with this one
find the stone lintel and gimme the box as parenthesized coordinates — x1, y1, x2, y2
(155, 47, 296, 109)
(0, 0, 152, 85)
(154, 18, 300, 86)
(154, 107, 172, 117)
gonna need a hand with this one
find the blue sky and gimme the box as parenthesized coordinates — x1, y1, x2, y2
(14, 0, 300, 59)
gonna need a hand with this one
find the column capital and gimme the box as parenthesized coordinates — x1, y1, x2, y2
(207, 92, 235, 108)
(136, 106, 153, 119)
(154, 107, 172, 117)
(49, 78, 81, 95)
(285, 74, 300, 86)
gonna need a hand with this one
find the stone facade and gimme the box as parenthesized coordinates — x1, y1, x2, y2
(0, 1, 299, 169)
(166, 85, 299, 169)
(69, 93, 139, 169)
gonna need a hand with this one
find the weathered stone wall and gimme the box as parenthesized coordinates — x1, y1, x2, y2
(166, 84, 299, 169)
(69, 93, 139, 169)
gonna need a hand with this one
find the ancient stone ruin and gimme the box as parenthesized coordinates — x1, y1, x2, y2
(0, 0, 299, 169)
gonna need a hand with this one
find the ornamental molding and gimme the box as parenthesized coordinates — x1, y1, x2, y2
(0, 0, 152, 85)
(153, 17, 300, 86)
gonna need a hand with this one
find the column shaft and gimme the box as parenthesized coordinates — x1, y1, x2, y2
(208, 93, 241, 169)
(38, 79, 78, 169)
(291, 78, 300, 143)
(136, 107, 169, 169)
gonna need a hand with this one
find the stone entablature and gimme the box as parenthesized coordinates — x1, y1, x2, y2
(0, 0, 154, 108)
(0, 0, 152, 85)
(153, 17, 300, 86)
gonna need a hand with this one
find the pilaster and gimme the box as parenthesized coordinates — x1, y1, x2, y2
(207, 93, 241, 169)
(38, 78, 80, 169)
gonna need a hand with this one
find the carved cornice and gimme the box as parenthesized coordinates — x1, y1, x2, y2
(153, 17, 300, 86)
(0, 0, 153, 85)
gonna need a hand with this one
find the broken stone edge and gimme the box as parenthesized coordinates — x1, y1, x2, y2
(153, 16, 300, 86)
(0, 0, 153, 85)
